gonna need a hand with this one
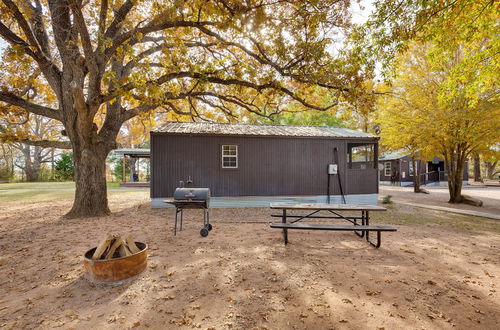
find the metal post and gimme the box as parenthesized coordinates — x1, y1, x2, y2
(174, 208, 178, 236)
(122, 155, 125, 183)
(365, 211, 370, 242)
(282, 209, 288, 244)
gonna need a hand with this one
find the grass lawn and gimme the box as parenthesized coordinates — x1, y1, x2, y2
(0, 181, 148, 205)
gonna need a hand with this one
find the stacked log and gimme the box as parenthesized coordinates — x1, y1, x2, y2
(91, 234, 142, 260)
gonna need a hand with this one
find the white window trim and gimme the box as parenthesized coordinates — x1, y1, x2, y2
(222, 145, 238, 169)
(384, 162, 391, 176)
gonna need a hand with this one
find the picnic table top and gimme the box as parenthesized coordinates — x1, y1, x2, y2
(270, 202, 387, 211)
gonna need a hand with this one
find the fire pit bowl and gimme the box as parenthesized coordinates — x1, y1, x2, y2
(83, 242, 148, 283)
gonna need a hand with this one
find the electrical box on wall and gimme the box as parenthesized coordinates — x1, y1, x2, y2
(328, 164, 338, 175)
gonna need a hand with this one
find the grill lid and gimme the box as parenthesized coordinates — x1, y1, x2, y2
(173, 188, 211, 201)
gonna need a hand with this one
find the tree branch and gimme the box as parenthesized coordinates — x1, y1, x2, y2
(22, 0, 52, 57)
(97, 0, 109, 41)
(0, 92, 61, 120)
(20, 139, 71, 149)
(68, 0, 100, 100)
(102, 0, 135, 42)
(103, 70, 335, 111)
(195, 25, 350, 92)
(102, 20, 216, 64)
(2, 0, 43, 55)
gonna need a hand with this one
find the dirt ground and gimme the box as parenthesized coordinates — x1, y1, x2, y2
(379, 185, 500, 215)
(1, 195, 499, 330)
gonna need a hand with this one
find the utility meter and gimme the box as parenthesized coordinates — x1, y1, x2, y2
(328, 164, 338, 175)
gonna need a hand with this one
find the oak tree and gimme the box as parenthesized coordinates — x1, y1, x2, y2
(0, 0, 369, 217)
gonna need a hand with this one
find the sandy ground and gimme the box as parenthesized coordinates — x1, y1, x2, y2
(379, 185, 500, 215)
(1, 195, 499, 330)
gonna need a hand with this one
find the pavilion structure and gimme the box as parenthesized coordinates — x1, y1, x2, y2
(113, 148, 150, 187)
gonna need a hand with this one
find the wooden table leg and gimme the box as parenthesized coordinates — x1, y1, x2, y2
(282, 209, 288, 244)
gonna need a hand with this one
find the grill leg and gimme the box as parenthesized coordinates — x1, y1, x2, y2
(180, 209, 183, 231)
(174, 208, 178, 236)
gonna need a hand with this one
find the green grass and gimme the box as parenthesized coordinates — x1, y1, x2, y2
(0, 181, 147, 205)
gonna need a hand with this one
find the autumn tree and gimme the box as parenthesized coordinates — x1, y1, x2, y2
(378, 42, 500, 203)
(1, 114, 62, 181)
(376, 60, 431, 194)
(0, 0, 372, 218)
(367, 0, 500, 203)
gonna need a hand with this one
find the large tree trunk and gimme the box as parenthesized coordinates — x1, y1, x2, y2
(64, 144, 111, 218)
(473, 153, 482, 182)
(485, 161, 498, 180)
(24, 166, 40, 182)
(128, 158, 138, 182)
(445, 148, 466, 203)
(412, 158, 421, 193)
(18, 144, 43, 182)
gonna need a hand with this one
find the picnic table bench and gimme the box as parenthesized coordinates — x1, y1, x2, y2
(269, 203, 397, 248)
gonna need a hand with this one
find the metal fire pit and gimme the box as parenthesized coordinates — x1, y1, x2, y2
(83, 242, 148, 283)
(165, 188, 212, 237)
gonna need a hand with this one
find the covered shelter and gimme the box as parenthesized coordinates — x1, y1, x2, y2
(113, 148, 150, 187)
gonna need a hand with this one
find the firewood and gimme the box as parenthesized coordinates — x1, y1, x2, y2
(117, 243, 132, 257)
(124, 235, 141, 254)
(92, 234, 113, 260)
(105, 237, 124, 259)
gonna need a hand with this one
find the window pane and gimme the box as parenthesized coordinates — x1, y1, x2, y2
(351, 145, 373, 162)
(384, 162, 391, 176)
(222, 145, 238, 168)
(348, 143, 375, 169)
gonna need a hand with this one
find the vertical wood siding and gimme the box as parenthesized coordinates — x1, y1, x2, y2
(151, 134, 379, 198)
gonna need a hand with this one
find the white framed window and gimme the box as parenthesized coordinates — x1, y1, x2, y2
(409, 161, 414, 176)
(222, 145, 238, 168)
(384, 162, 391, 176)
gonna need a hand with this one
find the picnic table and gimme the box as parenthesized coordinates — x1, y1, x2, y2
(269, 203, 397, 248)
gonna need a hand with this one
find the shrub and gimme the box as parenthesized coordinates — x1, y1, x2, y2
(382, 195, 393, 204)
(54, 152, 74, 181)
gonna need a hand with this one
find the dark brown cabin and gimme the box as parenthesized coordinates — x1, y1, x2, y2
(379, 150, 468, 186)
(150, 122, 380, 208)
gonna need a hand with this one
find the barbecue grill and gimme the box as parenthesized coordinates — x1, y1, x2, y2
(165, 188, 212, 237)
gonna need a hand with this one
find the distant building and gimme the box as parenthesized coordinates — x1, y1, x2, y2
(379, 150, 468, 187)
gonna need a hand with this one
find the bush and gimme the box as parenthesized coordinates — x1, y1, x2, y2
(54, 152, 74, 181)
(382, 195, 393, 204)
(0, 167, 13, 182)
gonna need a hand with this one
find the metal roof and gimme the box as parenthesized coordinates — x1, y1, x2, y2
(153, 122, 376, 139)
(379, 149, 408, 160)
(113, 148, 150, 156)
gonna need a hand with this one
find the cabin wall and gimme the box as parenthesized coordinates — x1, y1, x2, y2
(151, 134, 379, 198)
